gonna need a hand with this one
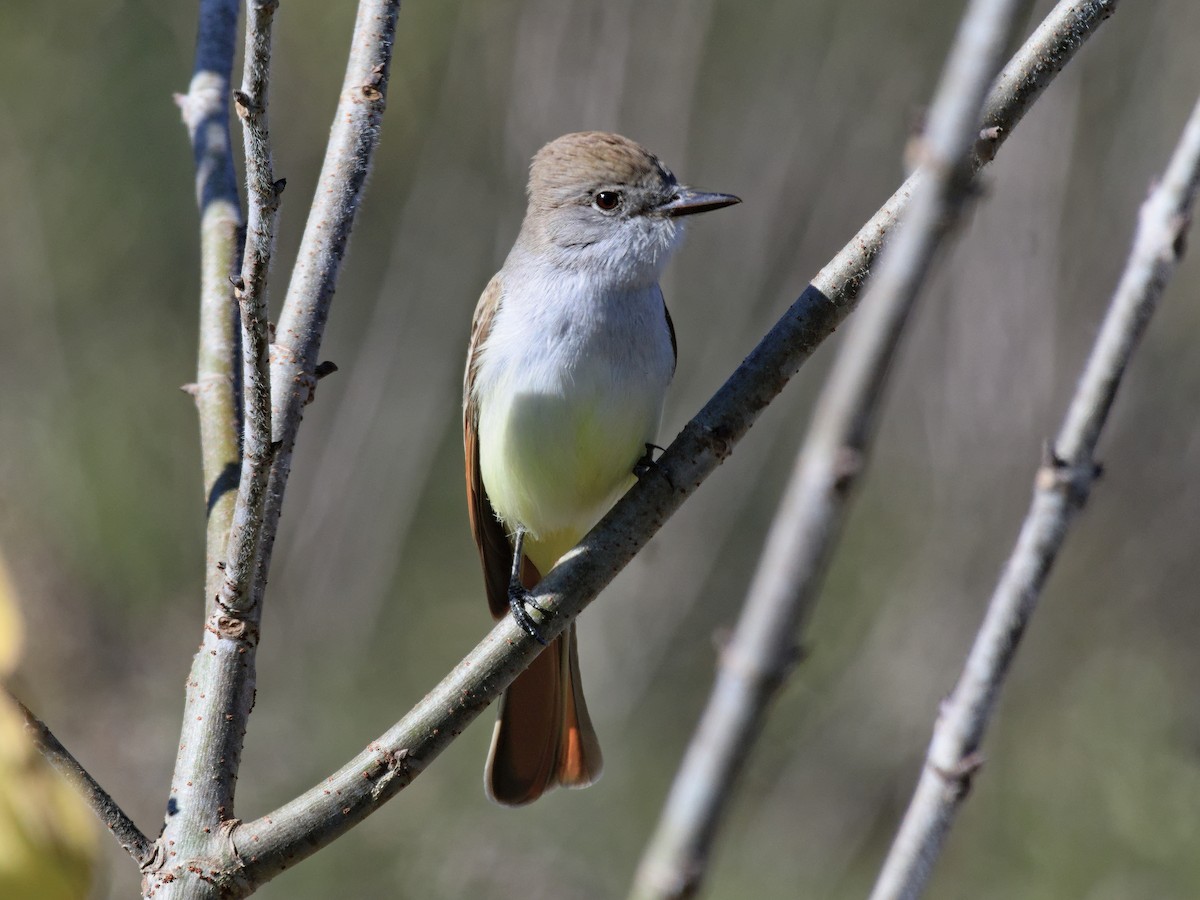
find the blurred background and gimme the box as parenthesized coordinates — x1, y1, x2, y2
(3, 0, 1200, 897)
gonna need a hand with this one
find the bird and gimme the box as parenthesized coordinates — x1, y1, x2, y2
(464, 131, 739, 805)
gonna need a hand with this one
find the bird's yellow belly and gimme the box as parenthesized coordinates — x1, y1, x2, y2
(479, 388, 657, 571)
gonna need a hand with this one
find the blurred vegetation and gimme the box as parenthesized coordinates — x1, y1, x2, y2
(2, 0, 1199, 897)
(0, 554, 96, 899)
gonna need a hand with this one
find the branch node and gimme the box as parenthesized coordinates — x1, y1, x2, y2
(932, 751, 985, 794)
(232, 90, 254, 120)
(141, 840, 168, 874)
(699, 421, 734, 462)
(314, 360, 339, 379)
(368, 748, 412, 802)
(219, 817, 246, 869)
(206, 610, 260, 646)
(1035, 440, 1099, 504)
(360, 63, 387, 101)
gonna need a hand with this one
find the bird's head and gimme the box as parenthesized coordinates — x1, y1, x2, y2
(517, 131, 740, 287)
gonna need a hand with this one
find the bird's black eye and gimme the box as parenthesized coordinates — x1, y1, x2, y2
(594, 190, 622, 212)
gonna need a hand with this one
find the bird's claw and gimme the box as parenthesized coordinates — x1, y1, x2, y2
(633, 442, 666, 481)
(508, 582, 551, 645)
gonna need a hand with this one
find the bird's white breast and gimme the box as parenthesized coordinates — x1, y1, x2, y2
(473, 262, 675, 564)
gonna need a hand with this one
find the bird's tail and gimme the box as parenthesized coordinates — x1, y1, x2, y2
(485, 622, 603, 805)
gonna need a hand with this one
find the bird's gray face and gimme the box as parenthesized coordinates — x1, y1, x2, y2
(544, 173, 684, 285)
(539, 175, 741, 287)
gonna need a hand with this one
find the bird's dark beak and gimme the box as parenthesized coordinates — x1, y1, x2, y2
(657, 187, 741, 217)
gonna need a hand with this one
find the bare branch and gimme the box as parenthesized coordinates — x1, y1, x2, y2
(9, 691, 154, 868)
(226, 1, 1117, 885)
(145, 0, 402, 894)
(250, 0, 402, 616)
(628, 0, 1025, 894)
(868, 94, 1200, 900)
(221, 0, 281, 620)
(152, 1, 249, 896)
(156, 3, 282, 886)
(175, 0, 242, 604)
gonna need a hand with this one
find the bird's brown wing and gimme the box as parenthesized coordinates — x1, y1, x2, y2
(464, 274, 514, 618)
(466, 273, 603, 806)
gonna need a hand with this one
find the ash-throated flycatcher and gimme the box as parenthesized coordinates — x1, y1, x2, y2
(464, 131, 739, 805)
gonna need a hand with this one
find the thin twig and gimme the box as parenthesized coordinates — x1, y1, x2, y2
(220, 0, 281, 620)
(628, 0, 1024, 894)
(9, 691, 154, 868)
(868, 94, 1200, 900)
(249, 0, 401, 617)
(225, 1, 1116, 885)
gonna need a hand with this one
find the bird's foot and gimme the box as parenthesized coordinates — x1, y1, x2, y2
(508, 582, 552, 646)
(633, 443, 666, 480)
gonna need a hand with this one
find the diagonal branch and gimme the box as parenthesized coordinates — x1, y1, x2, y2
(9, 691, 154, 868)
(868, 93, 1200, 900)
(629, 0, 1026, 893)
(226, 0, 1118, 885)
